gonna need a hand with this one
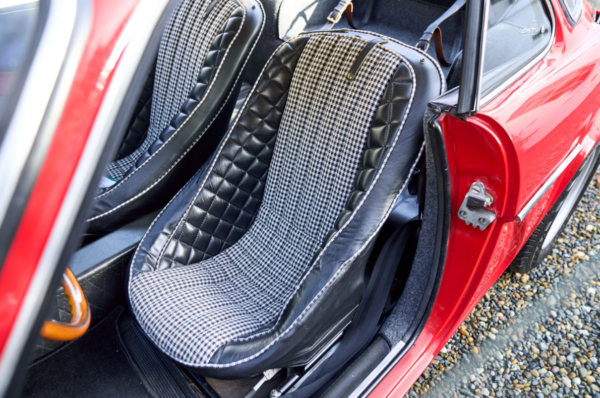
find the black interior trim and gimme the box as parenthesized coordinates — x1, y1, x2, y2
(456, 0, 486, 116)
(353, 103, 452, 397)
(71, 211, 158, 279)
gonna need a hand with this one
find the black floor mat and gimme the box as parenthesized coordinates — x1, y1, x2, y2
(21, 308, 149, 398)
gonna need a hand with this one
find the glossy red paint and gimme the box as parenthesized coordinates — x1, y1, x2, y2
(0, 0, 140, 361)
(0, 0, 598, 394)
(370, 1, 600, 396)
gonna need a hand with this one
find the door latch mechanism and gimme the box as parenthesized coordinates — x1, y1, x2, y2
(458, 182, 496, 230)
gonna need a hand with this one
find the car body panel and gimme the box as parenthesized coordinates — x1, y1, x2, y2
(370, 0, 600, 396)
(0, 0, 140, 383)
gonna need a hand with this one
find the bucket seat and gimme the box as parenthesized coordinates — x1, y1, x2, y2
(86, 0, 264, 233)
(128, 30, 444, 378)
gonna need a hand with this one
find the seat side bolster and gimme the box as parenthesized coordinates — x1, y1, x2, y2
(152, 36, 311, 271)
(130, 154, 216, 277)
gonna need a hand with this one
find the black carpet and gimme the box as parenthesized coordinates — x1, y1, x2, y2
(21, 308, 150, 398)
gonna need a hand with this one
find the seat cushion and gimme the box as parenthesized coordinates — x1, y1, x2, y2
(86, 0, 264, 233)
(128, 30, 444, 378)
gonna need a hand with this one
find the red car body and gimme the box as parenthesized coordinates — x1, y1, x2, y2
(375, 1, 600, 395)
(0, 0, 599, 396)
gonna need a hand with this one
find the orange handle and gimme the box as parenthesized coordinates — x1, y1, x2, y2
(40, 267, 90, 341)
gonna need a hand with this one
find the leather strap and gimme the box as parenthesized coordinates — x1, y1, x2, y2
(416, 0, 466, 66)
(347, 38, 388, 80)
(321, 0, 375, 30)
(285, 221, 417, 398)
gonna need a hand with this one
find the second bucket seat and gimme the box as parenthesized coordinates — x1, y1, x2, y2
(86, 0, 264, 233)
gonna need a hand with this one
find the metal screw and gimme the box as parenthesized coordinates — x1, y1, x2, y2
(471, 185, 481, 194)
(347, 72, 354, 80)
(459, 210, 467, 218)
(420, 58, 425, 64)
(479, 217, 488, 225)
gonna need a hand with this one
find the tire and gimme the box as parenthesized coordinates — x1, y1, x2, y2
(509, 146, 600, 274)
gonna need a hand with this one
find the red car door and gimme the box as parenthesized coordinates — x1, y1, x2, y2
(370, 0, 600, 396)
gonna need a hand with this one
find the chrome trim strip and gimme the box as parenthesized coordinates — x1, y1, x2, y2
(474, 0, 489, 112)
(0, 0, 171, 395)
(479, 0, 556, 108)
(516, 144, 582, 222)
(0, 0, 77, 233)
(0, 0, 86, 394)
(306, 328, 346, 369)
(348, 340, 407, 398)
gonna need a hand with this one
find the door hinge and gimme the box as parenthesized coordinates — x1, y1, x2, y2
(458, 182, 496, 230)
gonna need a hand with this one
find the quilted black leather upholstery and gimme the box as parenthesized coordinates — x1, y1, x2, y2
(129, 30, 444, 378)
(87, 0, 264, 233)
(130, 8, 245, 174)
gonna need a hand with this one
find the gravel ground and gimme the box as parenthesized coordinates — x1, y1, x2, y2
(407, 172, 600, 398)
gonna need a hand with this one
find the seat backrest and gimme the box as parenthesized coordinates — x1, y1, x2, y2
(214, 35, 404, 297)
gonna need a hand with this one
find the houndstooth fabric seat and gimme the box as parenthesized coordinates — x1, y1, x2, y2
(128, 30, 444, 378)
(86, 0, 264, 233)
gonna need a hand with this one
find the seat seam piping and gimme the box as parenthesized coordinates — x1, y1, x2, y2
(152, 37, 308, 268)
(127, 0, 270, 282)
(132, 32, 439, 368)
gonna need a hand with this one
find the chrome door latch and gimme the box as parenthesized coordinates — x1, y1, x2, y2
(458, 182, 496, 230)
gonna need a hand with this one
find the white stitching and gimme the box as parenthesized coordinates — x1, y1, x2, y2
(169, 39, 422, 368)
(224, 51, 418, 346)
(352, 29, 446, 93)
(153, 32, 302, 268)
(128, 0, 265, 289)
(181, 143, 425, 369)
